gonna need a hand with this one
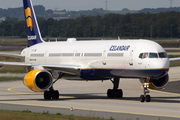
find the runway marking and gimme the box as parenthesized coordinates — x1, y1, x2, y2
(7, 85, 180, 106)
(0, 101, 179, 119)
(3, 82, 180, 119)
(7, 86, 40, 95)
(7, 86, 75, 98)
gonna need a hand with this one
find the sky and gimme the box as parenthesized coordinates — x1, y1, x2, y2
(0, 0, 180, 11)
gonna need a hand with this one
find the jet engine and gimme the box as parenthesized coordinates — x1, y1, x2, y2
(145, 74, 169, 90)
(24, 69, 53, 92)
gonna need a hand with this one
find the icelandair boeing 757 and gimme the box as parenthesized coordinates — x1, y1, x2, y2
(0, 0, 180, 102)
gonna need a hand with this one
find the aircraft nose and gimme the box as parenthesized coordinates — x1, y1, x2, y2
(151, 58, 170, 69)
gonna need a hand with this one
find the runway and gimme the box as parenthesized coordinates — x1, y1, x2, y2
(0, 67, 180, 120)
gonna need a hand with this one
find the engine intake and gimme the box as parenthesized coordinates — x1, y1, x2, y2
(149, 74, 169, 90)
(24, 69, 53, 92)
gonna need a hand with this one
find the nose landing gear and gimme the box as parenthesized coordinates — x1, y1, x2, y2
(140, 80, 151, 102)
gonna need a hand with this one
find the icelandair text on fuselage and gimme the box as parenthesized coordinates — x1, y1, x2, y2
(109, 45, 130, 51)
(28, 35, 37, 40)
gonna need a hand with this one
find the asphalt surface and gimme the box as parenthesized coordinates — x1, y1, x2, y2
(0, 66, 179, 120)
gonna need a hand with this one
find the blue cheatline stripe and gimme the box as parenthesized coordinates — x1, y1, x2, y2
(80, 69, 169, 80)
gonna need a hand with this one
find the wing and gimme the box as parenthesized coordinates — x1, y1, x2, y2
(169, 57, 180, 62)
(0, 52, 25, 59)
(0, 61, 81, 75)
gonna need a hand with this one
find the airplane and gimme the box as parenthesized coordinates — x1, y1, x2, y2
(0, 0, 180, 102)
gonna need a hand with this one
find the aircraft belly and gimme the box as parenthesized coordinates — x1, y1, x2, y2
(79, 69, 169, 80)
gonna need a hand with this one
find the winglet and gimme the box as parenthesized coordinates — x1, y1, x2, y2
(23, 0, 44, 46)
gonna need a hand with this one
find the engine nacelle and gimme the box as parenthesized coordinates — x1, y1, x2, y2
(149, 74, 169, 90)
(24, 69, 53, 92)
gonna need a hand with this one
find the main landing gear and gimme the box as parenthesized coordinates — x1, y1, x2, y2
(140, 79, 151, 102)
(107, 78, 123, 98)
(44, 73, 64, 100)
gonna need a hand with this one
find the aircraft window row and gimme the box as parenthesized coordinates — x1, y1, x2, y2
(30, 53, 44, 57)
(49, 53, 102, 57)
(75, 53, 81, 56)
(49, 53, 74, 57)
(139, 52, 168, 59)
(107, 53, 124, 57)
(49, 53, 62, 57)
(84, 53, 102, 57)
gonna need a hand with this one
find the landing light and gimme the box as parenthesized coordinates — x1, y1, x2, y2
(143, 83, 149, 88)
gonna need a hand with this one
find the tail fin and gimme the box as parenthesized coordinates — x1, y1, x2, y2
(23, 0, 44, 46)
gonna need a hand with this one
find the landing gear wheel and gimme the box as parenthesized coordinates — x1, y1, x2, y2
(107, 89, 114, 98)
(43, 72, 64, 100)
(107, 78, 123, 99)
(115, 89, 123, 98)
(118, 89, 123, 98)
(146, 95, 151, 102)
(52, 90, 59, 99)
(107, 89, 123, 98)
(140, 95, 145, 102)
(44, 90, 59, 100)
(44, 91, 51, 100)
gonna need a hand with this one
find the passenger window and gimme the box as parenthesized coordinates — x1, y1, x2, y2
(139, 53, 143, 59)
(149, 53, 158, 58)
(142, 53, 148, 59)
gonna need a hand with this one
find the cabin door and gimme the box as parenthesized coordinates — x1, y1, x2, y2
(129, 47, 136, 65)
(102, 45, 109, 65)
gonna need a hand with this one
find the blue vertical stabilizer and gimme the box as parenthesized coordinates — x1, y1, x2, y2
(23, 0, 44, 46)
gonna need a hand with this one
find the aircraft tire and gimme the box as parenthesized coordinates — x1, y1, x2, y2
(140, 95, 145, 102)
(52, 90, 59, 99)
(44, 91, 51, 100)
(107, 89, 114, 98)
(116, 89, 123, 98)
(146, 95, 151, 102)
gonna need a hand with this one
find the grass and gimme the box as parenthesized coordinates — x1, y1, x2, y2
(0, 109, 110, 120)
(168, 55, 180, 58)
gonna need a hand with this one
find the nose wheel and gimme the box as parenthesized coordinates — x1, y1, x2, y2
(140, 82, 151, 102)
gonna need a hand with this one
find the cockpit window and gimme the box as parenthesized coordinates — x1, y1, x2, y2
(139, 53, 143, 59)
(149, 53, 158, 58)
(142, 53, 148, 59)
(158, 52, 168, 58)
(139, 52, 168, 59)
(139, 53, 148, 59)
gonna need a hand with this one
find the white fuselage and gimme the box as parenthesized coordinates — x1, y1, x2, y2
(21, 39, 169, 80)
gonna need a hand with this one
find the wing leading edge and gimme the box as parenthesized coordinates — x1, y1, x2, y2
(0, 61, 81, 75)
(169, 57, 180, 62)
(0, 52, 25, 59)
